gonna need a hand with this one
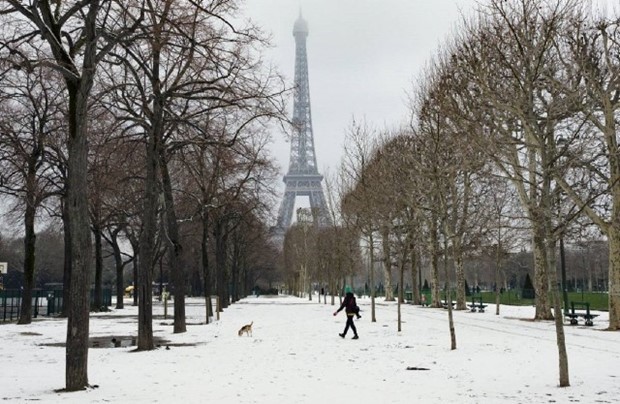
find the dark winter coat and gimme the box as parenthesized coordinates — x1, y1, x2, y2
(336, 292, 358, 317)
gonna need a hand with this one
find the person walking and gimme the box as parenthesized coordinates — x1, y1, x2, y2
(333, 286, 360, 339)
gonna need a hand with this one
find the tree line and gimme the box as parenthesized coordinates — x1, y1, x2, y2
(2, 0, 619, 392)
(280, 0, 619, 389)
(0, 0, 288, 391)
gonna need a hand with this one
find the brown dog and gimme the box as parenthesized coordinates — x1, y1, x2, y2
(238, 321, 253, 337)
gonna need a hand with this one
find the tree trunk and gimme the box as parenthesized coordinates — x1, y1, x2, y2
(454, 242, 466, 310)
(381, 226, 394, 301)
(111, 233, 125, 310)
(397, 260, 404, 332)
(65, 83, 93, 391)
(547, 239, 570, 386)
(444, 240, 457, 350)
(214, 219, 229, 310)
(133, 257, 139, 307)
(201, 210, 213, 323)
(533, 223, 553, 320)
(18, 183, 37, 324)
(430, 217, 441, 308)
(368, 232, 376, 322)
(231, 233, 240, 303)
(93, 224, 103, 311)
(607, 226, 620, 330)
(61, 197, 71, 318)
(409, 241, 420, 304)
(159, 152, 186, 334)
(495, 242, 502, 316)
(137, 122, 158, 351)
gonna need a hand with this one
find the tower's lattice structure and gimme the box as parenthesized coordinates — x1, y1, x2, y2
(275, 15, 331, 234)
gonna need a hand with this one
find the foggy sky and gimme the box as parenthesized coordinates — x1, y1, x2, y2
(243, 0, 478, 181)
(244, 0, 617, 189)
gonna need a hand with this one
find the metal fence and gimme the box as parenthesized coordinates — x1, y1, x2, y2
(0, 288, 111, 323)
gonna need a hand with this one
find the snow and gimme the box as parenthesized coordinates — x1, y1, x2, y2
(2, 295, 619, 403)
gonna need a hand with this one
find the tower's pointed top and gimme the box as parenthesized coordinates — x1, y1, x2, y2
(293, 11, 308, 36)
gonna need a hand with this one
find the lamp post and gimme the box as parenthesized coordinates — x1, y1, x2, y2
(560, 236, 568, 314)
(556, 135, 569, 314)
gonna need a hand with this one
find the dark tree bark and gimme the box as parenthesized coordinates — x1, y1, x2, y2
(61, 198, 71, 318)
(92, 223, 103, 311)
(15, 124, 44, 324)
(18, 181, 37, 324)
(108, 229, 127, 310)
(202, 211, 214, 323)
(214, 218, 230, 310)
(0, 71, 60, 325)
(1, 0, 142, 390)
(137, 127, 157, 351)
(159, 150, 186, 334)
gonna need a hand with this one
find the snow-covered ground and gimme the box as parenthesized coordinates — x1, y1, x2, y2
(1, 295, 619, 403)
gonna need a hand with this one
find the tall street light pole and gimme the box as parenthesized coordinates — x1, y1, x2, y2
(560, 235, 568, 314)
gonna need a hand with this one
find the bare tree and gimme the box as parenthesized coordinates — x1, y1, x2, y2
(549, 13, 620, 330)
(0, 68, 64, 324)
(449, 0, 587, 386)
(340, 119, 379, 321)
(0, 1, 142, 389)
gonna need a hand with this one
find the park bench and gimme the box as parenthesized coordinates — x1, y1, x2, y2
(404, 291, 431, 306)
(441, 300, 456, 309)
(467, 295, 488, 313)
(564, 301, 598, 326)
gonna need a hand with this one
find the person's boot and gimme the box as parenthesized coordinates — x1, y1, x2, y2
(339, 333, 345, 338)
(352, 335, 359, 340)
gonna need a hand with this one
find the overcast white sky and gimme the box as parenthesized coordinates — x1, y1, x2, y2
(243, 1, 616, 205)
(243, 0, 478, 180)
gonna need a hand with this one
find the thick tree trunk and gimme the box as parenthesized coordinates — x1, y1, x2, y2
(18, 185, 37, 324)
(159, 153, 186, 334)
(454, 245, 467, 311)
(231, 231, 240, 303)
(202, 211, 213, 323)
(533, 224, 553, 320)
(61, 198, 71, 318)
(65, 84, 93, 391)
(93, 225, 103, 311)
(607, 226, 620, 330)
(111, 234, 125, 310)
(132, 257, 138, 307)
(409, 241, 420, 304)
(214, 219, 229, 310)
(530, 217, 553, 320)
(381, 226, 394, 301)
(137, 125, 158, 351)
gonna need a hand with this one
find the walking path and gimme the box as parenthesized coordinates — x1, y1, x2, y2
(1, 295, 618, 403)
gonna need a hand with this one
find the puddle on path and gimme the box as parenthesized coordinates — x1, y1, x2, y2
(40, 335, 200, 349)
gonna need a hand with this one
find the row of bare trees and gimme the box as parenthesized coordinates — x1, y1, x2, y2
(332, 0, 619, 388)
(0, 0, 287, 391)
(274, 0, 617, 390)
(282, 206, 361, 306)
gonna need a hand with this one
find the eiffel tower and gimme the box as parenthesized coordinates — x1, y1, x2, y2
(275, 14, 331, 236)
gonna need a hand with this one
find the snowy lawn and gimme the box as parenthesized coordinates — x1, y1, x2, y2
(1, 295, 619, 403)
